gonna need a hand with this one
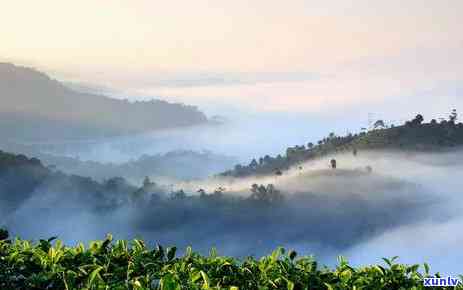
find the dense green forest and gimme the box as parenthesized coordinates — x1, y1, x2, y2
(221, 112, 463, 177)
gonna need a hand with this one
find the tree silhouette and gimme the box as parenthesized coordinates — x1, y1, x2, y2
(373, 120, 385, 129)
(365, 165, 373, 174)
(409, 114, 424, 126)
(250, 184, 283, 204)
(330, 159, 337, 169)
(250, 159, 258, 169)
(143, 176, 153, 188)
(197, 189, 206, 198)
(171, 190, 186, 200)
(449, 109, 458, 123)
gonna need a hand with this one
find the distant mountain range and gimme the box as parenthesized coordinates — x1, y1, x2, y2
(0, 139, 236, 182)
(40, 150, 237, 182)
(0, 63, 208, 141)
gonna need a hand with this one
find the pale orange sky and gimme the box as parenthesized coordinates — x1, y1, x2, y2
(1, 0, 462, 113)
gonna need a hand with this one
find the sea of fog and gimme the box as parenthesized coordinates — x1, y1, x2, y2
(33, 112, 365, 164)
(3, 150, 463, 275)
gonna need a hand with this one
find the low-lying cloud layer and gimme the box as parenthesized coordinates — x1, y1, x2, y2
(1, 150, 462, 275)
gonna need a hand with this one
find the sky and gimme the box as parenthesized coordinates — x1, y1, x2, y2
(1, 0, 462, 117)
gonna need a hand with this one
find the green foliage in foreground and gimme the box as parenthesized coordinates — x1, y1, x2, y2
(0, 234, 461, 290)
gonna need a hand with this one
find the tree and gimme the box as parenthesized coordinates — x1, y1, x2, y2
(263, 155, 272, 164)
(415, 114, 424, 124)
(197, 188, 206, 198)
(250, 159, 258, 168)
(213, 187, 225, 198)
(373, 120, 385, 129)
(234, 164, 243, 171)
(250, 184, 283, 204)
(143, 176, 152, 188)
(251, 184, 259, 194)
(171, 190, 186, 200)
(330, 159, 337, 169)
(449, 109, 458, 123)
(265, 184, 284, 203)
(307, 142, 314, 149)
(410, 114, 424, 126)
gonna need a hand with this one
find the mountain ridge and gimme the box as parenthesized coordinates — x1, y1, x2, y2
(0, 62, 209, 141)
(221, 113, 463, 177)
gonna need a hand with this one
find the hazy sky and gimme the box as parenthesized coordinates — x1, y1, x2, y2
(1, 0, 462, 115)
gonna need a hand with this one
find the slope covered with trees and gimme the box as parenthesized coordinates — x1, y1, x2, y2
(221, 112, 463, 178)
(0, 63, 208, 141)
(0, 150, 136, 216)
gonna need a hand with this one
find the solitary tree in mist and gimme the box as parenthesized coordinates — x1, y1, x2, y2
(407, 114, 424, 127)
(449, 109, 458, 123)
(373, 120, 386, 129)
(330, 159, 337, 169)
(365, 165, 373, 174)
(143, 176, 152, 188)
(212, 187, 226, 199)
(415, 114, 424, 124)
(250, 159, 258, 169)
(197, 188, 206, 198)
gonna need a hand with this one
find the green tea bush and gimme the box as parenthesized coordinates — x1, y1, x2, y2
(0, 234, 461, 289)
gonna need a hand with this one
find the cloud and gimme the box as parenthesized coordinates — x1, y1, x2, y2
(132, 72, 323, 88)
(3, 150, 463, 275)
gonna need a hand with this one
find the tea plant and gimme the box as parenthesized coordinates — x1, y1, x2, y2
(0, 231, 461, 289)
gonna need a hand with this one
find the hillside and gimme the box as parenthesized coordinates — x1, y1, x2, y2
(221, 114, 463, 177)
(0, 150, 136, 216)
(40, 150, 238, 182)
(0, 63, 208, 141)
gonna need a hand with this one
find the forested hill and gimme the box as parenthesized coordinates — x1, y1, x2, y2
(221, 113, 463, 178)
(0, 63, 208, 141)
(0, 150, 136, 216)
